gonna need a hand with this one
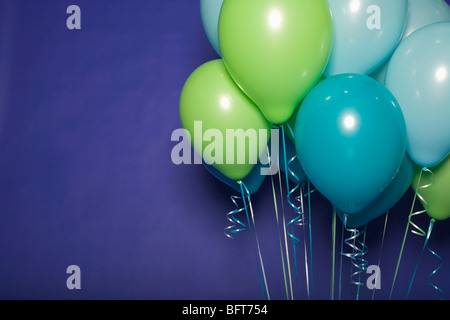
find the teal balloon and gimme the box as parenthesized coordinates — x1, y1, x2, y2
(337, 154, 415, 228)
(200, 0, 224, 57)
(279, 131, 308, 186)
(371, 0, 450, 84)
(325, 0, 408, 77)
(385, 22, 450, 168)
(295, 74, 407, 214)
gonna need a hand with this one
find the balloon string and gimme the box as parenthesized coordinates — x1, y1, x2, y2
(338, 213, 345, 300)
(288, 118, 316, 300)
(277, 168, 294, 300)
(239, 181, 271, 300)
(427, 236, 446, 300)
(267, 146, 291, 300)
(273, 128, 295, 299)
(372, 210, 389, 300)
(331, 207, 337, 300)
(307, 180, 314, 300)
(284, 123, 314, 299)
(270, 173, 291, 300)
(282, 125, 308, 293)
(301, 185, 311, 299)
(406, 218, 436, 299)
(390, 167, 434, 299)
(341, 214, 369, 300)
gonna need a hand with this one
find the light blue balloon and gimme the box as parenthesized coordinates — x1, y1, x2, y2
(200, 0, 224, 57)
(295, 74, 407, 214)
(371, 0, 450, 84)
(325, 0, 408, 77)
(385, 22, 450, 168)
(337, 154, 415, 228)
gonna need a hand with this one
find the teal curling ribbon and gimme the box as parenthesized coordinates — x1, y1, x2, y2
(407, 219, 446, 300)
(281, 125, 306, 287)
(427, 240, 446, 300)
(341, 214, 369, 300)
(282, 123, 315, 299)
(281, 125, 304, 245)
(224, 194, 248, 240)
(390, 167, 435, 299)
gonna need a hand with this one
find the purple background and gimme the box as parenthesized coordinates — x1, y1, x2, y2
(0, 0, 449, 300)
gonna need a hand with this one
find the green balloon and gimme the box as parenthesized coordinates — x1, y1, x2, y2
(412, 155, 450, 221)
(179, 59, 272, 181)
(219, 0, 333, 124)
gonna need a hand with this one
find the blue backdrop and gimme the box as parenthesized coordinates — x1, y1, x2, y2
(0, 0, 449, 300)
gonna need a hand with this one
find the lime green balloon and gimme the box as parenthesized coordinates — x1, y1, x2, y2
(179, 59, 272, 181)
(219, 0, 333, 124)
(412, 155, 450, 221)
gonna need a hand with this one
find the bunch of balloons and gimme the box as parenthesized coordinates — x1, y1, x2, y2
(181, 0, 450, 231)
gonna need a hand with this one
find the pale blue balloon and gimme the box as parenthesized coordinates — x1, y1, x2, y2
(385, 22, 450, 168)
(200, 0, 224, 57)
(337, 154, 415, 228)
(325, 0, 408, 77)
(371, 0, 450, 84)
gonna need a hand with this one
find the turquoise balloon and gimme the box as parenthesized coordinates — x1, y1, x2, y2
(385, 22, 450, 168)
(337, 154, 415, 228)
(371, 0, 450, 84)
(200, 0, 224, 57)
(325, 0, 408, 77)
(295, 74, 407, 214)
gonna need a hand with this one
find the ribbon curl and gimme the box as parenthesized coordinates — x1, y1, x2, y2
(282, 124, 314, 298)
(427, 238, 446, 300)
(341, 214, 369, 300)
(409, 167, 434, 237)
(390, 167, 435, 299)
(224, 194, 249, 240)
(407, 218, 446, 300)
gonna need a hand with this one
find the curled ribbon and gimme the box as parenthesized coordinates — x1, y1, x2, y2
(427, 238, 446, 300)
(281, 124, 310, 297)
(390, 167, 435, 299)
(415, 169, 445, 299)
(407, 217, 446, 300)
(341, 214, 369, 299)
(224, 194, 249, 240)
(285, 155, 305, 244)
(281, 124, 305, 242)
(408, 167, 434, 237)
